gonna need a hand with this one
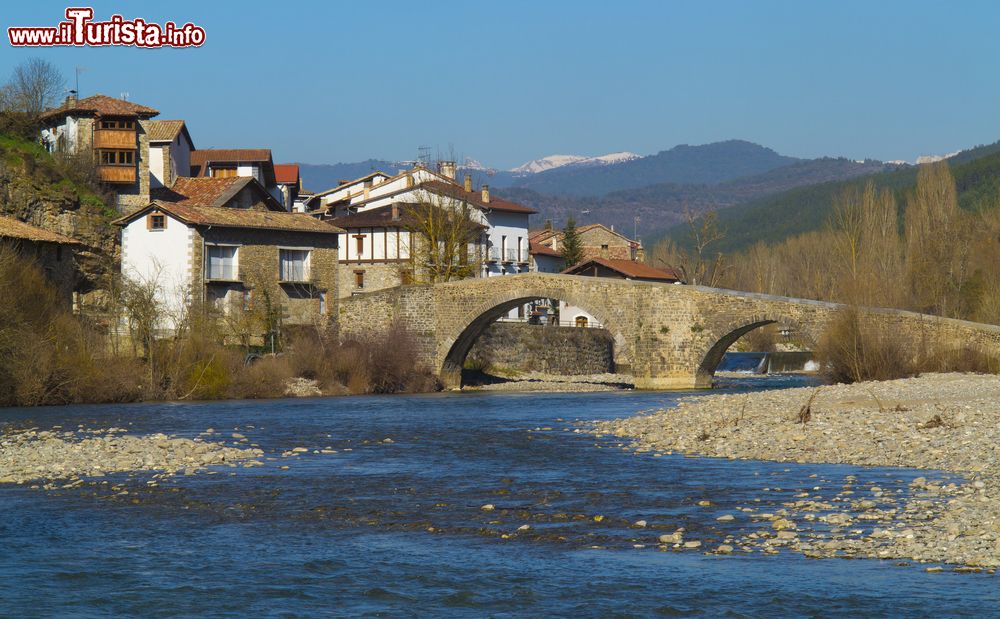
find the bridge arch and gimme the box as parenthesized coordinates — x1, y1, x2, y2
(694, 314, 819, 387)
(438, 285, 630, 388)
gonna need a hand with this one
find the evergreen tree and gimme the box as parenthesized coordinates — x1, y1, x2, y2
(561, 216, 584, 269)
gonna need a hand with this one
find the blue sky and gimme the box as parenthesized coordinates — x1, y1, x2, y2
(2, 1, 999, 169)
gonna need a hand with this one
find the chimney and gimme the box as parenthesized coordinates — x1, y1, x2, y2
(481, 185, 490, 204)
(464, 173, 472, 192)
(64, 92, 78, 108)
(437, 160, 456, 180)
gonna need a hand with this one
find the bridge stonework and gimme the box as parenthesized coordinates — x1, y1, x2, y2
(337, 273, 1000, 389)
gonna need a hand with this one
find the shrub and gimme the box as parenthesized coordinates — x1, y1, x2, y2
(815, 308, 916, 384)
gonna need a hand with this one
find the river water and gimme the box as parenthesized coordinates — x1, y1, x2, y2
(1, 376, 997, 617)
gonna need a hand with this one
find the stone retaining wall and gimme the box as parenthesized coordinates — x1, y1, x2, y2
(466, 322, 614, 375)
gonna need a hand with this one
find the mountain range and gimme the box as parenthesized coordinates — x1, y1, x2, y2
(298, 140, 899, 240)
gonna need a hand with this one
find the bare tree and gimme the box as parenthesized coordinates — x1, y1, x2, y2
(401, 194, 483, 283)
(683, 205, 727, 286)
(4, 58, 64, 114)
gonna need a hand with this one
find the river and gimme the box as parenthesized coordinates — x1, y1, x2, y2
(1, 376, 997, 617)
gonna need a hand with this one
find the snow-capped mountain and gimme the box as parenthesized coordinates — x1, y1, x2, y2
(915, 151, 961, 164)
(511, 151, 640, 175)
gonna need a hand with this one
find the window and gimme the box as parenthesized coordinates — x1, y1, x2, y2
(99, 150, 135, 166)
(354, 270, 365, 289)
(319, 292, 327, 315)
(206, 245, 237, 280)
(279, 248, 310, 282)
(354, 235, 365, 259)
(211, 166, 237, 178)
(575, 316, 589, 328)
(147, 213, 166, 230)
(100, 119, 135, 130)
(242, 289, 252, 311)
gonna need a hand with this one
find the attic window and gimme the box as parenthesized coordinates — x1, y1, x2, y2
(147, 213, 166, 230)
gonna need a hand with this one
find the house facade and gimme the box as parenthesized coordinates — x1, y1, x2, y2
(114, 177, 341, 332)
(529, 223, 644, 264)
(39, 94, 160, 213)
(311, 162, 536, 297)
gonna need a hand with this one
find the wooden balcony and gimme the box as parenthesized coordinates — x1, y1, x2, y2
(94, 129, 136, 149)
(98, 165, 136, 184)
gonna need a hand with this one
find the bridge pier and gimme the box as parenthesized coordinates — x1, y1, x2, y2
(631, 373, 710, 390)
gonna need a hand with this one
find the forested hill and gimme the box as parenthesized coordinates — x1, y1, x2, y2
(663, 140, 1000, 255)
(498, 157, 893, 236)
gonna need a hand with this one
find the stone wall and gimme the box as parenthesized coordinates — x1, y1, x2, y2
(338, 261, 405, 298)
(466, 322, 614, 375)
(193, 227, 339, 328)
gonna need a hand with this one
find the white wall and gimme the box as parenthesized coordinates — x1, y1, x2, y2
(149, 145, 165, 189)
(120, 213, 194, 329)
(484, 210, 530, 276)
(338, 228, 412, 262)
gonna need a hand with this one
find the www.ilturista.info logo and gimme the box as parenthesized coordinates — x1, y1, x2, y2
(8, 7, 205, 48)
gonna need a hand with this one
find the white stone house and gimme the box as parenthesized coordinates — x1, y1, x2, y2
(310, 163, 536, 282)
(115, 176, 340, 332)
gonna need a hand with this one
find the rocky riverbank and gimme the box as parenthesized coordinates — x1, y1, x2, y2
(0, 427, 264, 486)
(464, 372, 634, 392)
(589, 373, 1000, 570)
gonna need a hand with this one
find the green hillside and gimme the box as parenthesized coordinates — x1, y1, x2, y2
(665, 140, 1000, 254)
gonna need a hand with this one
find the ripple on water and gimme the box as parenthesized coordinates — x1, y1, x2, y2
(1, 381, 998, 617)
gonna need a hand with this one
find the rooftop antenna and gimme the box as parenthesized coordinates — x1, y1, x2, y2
(417, 145, 431, 168)
(74, 66, 87, 96)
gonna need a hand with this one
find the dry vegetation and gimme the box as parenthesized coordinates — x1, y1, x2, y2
(653, 162, 1000, 382)
(0, 245, 439, 408)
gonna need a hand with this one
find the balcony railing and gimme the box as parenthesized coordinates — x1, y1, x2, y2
(94, 129, 137, 149)
(487, 247, 500, 262)
(97, 165, 136, 184)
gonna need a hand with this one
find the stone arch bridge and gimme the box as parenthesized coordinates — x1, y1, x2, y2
(337, 273, 1000, 389)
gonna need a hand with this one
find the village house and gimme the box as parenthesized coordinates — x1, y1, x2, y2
(114, 176, 342, 333)
(188, 148, 304, 213)
(0, 214, 83, 306)
(529, 223, 644, 264)
(147, 120, 195, 190)
(39, 93, 160, 213)
(310, 162, 536, 298)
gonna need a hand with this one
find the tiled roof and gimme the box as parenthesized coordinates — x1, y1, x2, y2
(40, 94, 159, 120)
(190, 149, 272, 171)
(152, 176, 250, 208)
(563, 258, 683, 282)
(274, 164, 299, 185)
(114, 202, 343, 235)
(529, 240, 561, 258)
(146, 120, 190, 144)
(327, 204, 486, 230)
(421, 180, 538, 214)
(0, 215, 82, 245)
